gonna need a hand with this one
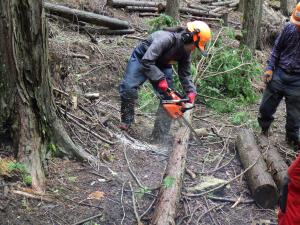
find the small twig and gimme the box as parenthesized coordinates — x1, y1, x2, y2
(202, 63, 252, 79)
(129, 182, 142, 225)
(204, 197, 218, 225)
(71, 213, 103, 225)
(196, 204, 226, 224)
(121, 182, 126, 225)
(207, 195, 254, 204)
(58, 107, 115, 145)
(123, 146, 144, 188)
(140, 198, 156, 218)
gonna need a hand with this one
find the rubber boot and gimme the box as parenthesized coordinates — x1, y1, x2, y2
(120, 97, 135, 131)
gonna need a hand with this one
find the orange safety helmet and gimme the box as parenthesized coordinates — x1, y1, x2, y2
(290, 2, 300, 26)
(187, 21, 212, 56)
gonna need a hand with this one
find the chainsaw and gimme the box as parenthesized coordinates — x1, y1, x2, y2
(161, 88, 202, 143)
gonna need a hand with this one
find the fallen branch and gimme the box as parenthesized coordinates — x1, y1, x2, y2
(44, 2, 129, 29)
(58, 107, 115, 145)
(11, 190, 53, 202)
(129, 182, 142, 225)
(71, 213, 103, 225)
(123, 146, 144, 188)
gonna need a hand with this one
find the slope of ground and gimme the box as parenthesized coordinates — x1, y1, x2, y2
(0, 0, 296, 225)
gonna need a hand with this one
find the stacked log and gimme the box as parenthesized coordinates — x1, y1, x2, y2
(106, 0, 239, 18)
(44, 2, 134, 35)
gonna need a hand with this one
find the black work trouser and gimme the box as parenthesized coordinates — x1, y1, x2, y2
(258, 77, 300, 143)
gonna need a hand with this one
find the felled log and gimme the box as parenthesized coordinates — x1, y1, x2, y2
(258, 135, 288, 189)
(107, 0, 165, 8)
(150, 109, 193, 225)
(44, 2, 129, 30)
(187, 3, 210, 12)
(180, 7, 222, 17)
(81, 27, 135, 35)
(139, 12, 160, 17)
(212, 0, 236, 6)
(126, 6, 158, 12)
(236, 129, 278, 208)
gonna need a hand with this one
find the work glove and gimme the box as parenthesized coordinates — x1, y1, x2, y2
(158, 79, 168, 92)
(263, 70, 273, 83)
(187, 92, 197, 104)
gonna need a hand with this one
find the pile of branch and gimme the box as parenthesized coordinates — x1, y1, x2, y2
(107, 0, 238, 18)
(44, 2, 134, 36)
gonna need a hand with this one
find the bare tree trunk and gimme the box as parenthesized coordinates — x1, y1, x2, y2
(166, 0, 180, 21)
(240, 0, 263, 53)
(280, 0, 297, 16)
(0, 0, 95, 192)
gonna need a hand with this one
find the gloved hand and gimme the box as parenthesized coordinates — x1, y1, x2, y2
(263, 70, 273, 83)
(158, 79, 168, 92)
(187, 92, 197, 103)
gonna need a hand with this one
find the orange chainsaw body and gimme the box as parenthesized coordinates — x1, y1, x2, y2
(162, 88, 188, 119)
(162, 103, 184, 119)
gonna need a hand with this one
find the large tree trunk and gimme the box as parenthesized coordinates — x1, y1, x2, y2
(240, 0, 263, 53)
(165, 0, 180, 21)
(0, 0, 95, 192)
(280, 0, 297, 16)
(150, 110, 192, 225)
(238, 0, 245, 12)
(236, 129, 278, 208)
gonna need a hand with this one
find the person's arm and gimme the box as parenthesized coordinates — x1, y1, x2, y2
(178, 56, 197, 94)
(141, 35, 174, 82)
(266, 25, 287, 71)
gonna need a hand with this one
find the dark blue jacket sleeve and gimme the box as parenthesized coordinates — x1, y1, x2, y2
(266, 26, 286, 71)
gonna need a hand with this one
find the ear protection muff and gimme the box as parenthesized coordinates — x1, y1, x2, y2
(181, 29, 201, 45)
(181, 32, 193, 44)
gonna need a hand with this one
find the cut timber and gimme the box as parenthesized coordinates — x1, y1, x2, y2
(187, 3, 210, 12)
(139, 12, 160, 17)
(236, 129, 278, 208)
(126, 6, 158, 12)
(107, 0, 165, 8)
(150, 109, 193, 225)
(44, 2, 129, 30)
(258, 135, 288, 189)
(180, 7, 222, 17)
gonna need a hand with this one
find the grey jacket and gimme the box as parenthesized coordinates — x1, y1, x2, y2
(135, 30, 196, 93)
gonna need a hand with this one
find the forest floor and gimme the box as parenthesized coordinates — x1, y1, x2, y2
(0, 0, 297, 225)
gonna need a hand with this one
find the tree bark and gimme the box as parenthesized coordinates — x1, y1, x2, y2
(44, 2, 129, 29)
(280, 0, 297, 16)
(180, 7, 222, 17)
(150, 110, 192, 225)
(238, 0, 245, 12)
(0, 0, 96, 192)
(236, 129, 278, 208)
(166, 0, 180, 21)
(240, 0, 263, 53)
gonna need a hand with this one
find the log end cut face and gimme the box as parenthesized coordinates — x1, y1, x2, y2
(254, 184, 278, 209)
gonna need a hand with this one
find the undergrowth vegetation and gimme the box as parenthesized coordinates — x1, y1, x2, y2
(138, 15, 263, 125)
(0, 158, 32, 185)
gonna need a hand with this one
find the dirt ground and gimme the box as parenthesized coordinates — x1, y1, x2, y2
(0, 0, 297, 225)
